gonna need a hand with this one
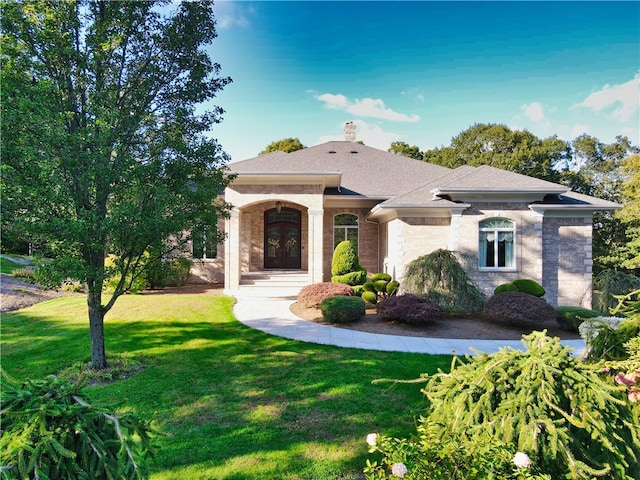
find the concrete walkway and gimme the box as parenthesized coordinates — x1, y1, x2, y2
(232, 295, 587, 357)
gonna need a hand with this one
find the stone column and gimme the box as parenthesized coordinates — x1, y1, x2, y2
(308, 209, 324, 284)
(225, 207, 241, 291)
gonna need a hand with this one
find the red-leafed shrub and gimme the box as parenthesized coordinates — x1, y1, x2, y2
(483, 291, 556, 327)
(377, 294, 444, 325)
(297, 282, 354, 308)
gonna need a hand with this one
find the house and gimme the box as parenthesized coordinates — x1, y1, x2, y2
(193, 126, 620, 308)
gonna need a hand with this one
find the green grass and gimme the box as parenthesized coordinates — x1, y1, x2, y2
(0, 254, 29, 274)
(2, 294, 452, 479)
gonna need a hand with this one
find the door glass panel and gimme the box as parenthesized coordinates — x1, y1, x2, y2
(267, 227, 280, 258)
(286, 227, 299, 258)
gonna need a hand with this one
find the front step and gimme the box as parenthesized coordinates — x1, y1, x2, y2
(236, 270, 310, 299)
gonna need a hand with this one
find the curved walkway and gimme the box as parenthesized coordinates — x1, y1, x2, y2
(232, 296, 587, 357)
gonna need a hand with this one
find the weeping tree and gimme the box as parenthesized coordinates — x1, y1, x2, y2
(402, 249, 485, 313)
(1, 0, 233, 369)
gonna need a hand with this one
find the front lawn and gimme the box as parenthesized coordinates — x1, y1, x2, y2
(2, 294, 451, 479)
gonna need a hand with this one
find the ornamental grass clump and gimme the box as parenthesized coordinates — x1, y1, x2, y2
(366, 332, 640, 479)
(0, 372, 156, 480)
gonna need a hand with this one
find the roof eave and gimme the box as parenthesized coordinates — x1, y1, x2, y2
(231, 171, 342, 188)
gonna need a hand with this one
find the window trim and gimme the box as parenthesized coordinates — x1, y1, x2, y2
(478, 218, 516, 271)
(333, 213, 359, 252)
(192, 226, 218, 261)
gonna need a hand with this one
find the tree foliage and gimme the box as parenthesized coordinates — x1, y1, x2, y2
(1, 372, 156, 479)
(388, 141, 423, 160)
(423, 123, 570, 182)
(1, 0, 233, 368)
(617, 153, 640, 270)
(260, 137, 306, 154)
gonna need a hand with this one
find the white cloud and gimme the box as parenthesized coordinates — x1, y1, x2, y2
(317, 93, 349, 110)
(316, 120, 401, 150)
(522, 102, 546, 123)
(216, 2, 253, 30)
(573, 74, 640, 122)
(316, 93, 420, 122)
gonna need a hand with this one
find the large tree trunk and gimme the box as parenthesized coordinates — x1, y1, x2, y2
(88, 288, 107, 369)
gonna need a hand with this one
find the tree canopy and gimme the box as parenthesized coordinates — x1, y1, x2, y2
(388, 141, 423, 160)
(260, 137, 306, 155)
(1, 0, 233, 368)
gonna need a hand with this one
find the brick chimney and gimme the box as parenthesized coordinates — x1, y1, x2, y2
(344, 121, 356, 141)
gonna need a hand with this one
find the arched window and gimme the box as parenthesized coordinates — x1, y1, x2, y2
(334, 213, 358, 250)
(479, 218, 515, 269)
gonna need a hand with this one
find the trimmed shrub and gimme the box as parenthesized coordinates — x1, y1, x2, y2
(320, 296, 365, 324)
(377, 294, 444, 325)
(370, 272, 392, 282)
(352, 285, 365, 296)
(386, 281, 399, 296)
(402, 249, 485, 313)
(556, 306, 600, 332)
(494, 278, 545, 297)
(331, 240, 360, 276)
(483, 291, 556, 327)
(494, 282, 517, 295)
(331, 268, 367, 286)
(361, 291, 378, 305)
(512, 278, 545, 297)
(297, 282, 354, 308)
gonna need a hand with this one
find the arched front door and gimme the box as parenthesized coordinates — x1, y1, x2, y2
(264, 207, 301, 269)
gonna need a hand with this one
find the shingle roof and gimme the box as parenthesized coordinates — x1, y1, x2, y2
(229, 141, 452, 197)
(433, 165, 568, 194)
(230, 141, 620, 212)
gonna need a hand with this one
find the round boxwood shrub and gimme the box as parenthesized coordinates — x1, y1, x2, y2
(494, 282, 518, 295)
(386, 281, 399, 296)
(511, 278, 545, 297)
(556, 306, 600, 332)
(320, 296, 365, 324)
(494, 279, 545, 297)
(483, 291, 556, 327)
(361, 291, 378, 305)
(297, 282, 354, 308)
(377, 294, 444, 325)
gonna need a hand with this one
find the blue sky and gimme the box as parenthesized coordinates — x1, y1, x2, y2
(206, 1, 639, 162)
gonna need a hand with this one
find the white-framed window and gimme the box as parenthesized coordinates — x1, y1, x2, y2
(334, 213, 359, 251)
(192, 226, 218, 260)
(479, 218, 515, 269)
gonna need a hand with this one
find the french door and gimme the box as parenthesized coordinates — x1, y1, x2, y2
(264, 208, 301, 269)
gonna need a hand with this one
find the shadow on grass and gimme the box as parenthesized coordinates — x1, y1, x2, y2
(3, 294, 452, 480)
